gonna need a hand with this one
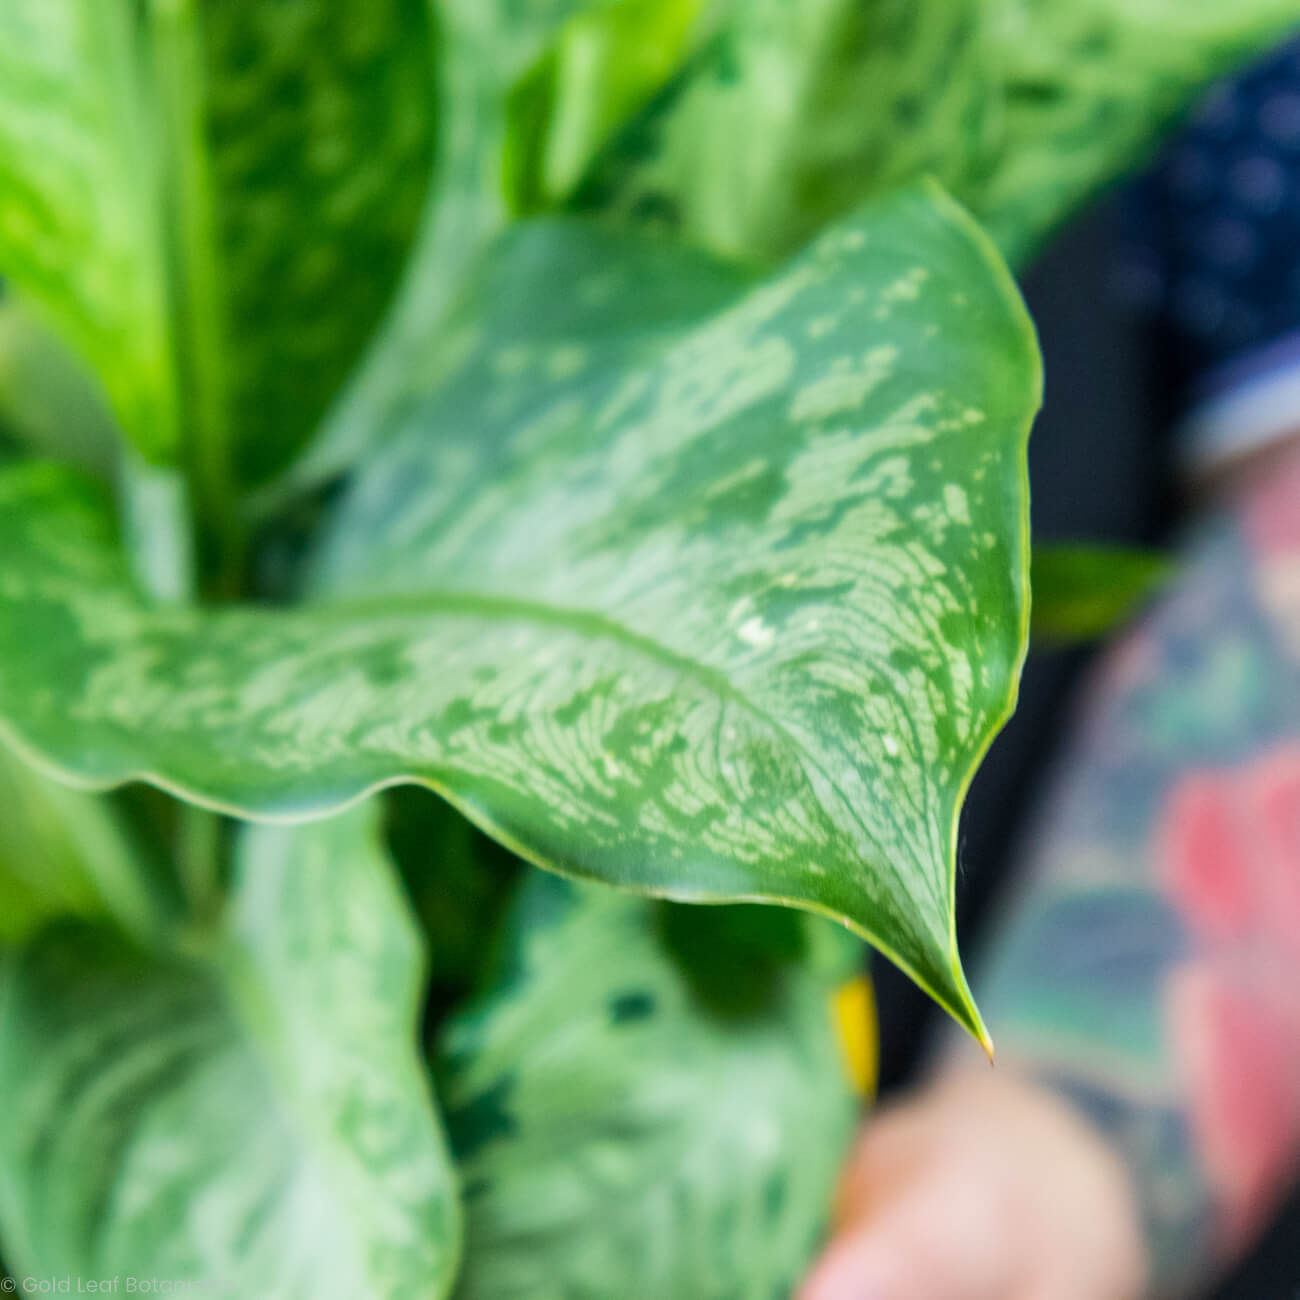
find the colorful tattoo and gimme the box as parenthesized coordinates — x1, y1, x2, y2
(967, 446, 1300, 1296)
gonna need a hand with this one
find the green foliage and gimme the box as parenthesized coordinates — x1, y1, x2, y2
(504, 0, 710, 211)
(292, 0, 631, 497)
(0, 293, 119, 478)
(0, 1, 174, 460)
(0, 0, 435, 494)
(441, 873, 861, 1299)
(575, 0, 998, 262)
(385, 786, 523, 1018)
(0, 805, 459, 1299)
(975, 0, 1300, 264)
(560, 0, 1300, 266)
(1031, 543, 1171, 643)
(0, 185, 1040, 1038)
(0, 0, 1289, 1293)
(0, 746, 168, 945)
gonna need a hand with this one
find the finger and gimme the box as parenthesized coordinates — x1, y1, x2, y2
(830, 1099, 948, 1230)
(800, 1162, 1024, 1300)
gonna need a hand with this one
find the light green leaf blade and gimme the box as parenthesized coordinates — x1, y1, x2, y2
(0, 185, 1040, 1038)
(576, 0, 997, 264)
(975, 0, 1300, 264)
(0, 745, 165, 946)
(570, 0, 1299, 268)
(441, 0, 631, 76)
(0, 802, 460, 1299)
(441, 872, 863, 1299)
(0, 0, 175, 460)
(1030, 542, 1170, 644)
(503, 0, 709, 211)
(0, 0, 436, 487)
(0, 292, 120, 479)
(286, 0, 634, 499)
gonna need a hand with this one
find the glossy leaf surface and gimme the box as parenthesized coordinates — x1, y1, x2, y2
(0, 0, 435, 485)
(441, 873, 862, 1299)
(0, 803, 459, 1299)
(0, 187, 1039, 1036)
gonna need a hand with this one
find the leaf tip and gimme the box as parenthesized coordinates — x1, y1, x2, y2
(941, 948, 994, 1062)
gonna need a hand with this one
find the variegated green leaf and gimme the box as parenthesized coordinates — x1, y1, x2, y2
(0, 0, 435, 488)
(569, 0, 1298, 267)
(441, 872, 863, 1299)
(0, 185, 1039, 1038)
(503, 0, 709, 211)
(0, 802, 460, 1299)
(0, 745, 166, 946)
(288, 0, 635, 497)
(577, 0, 997, 263)
(975, 0, 1300, 264)
(0, 1, 174, 460)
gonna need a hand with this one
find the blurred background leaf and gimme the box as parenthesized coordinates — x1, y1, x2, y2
(288, 0, 633, 499)
(503, 0, 709, 212)
(974, 0, 1300, 264)
(0, 187, 1040, 1040)
(384, 785, 523, 1029)
(0, 0, 437, 504)
(0, 0, 175, 460)
(0, 802, 460, 1300)
(440, 872, 863, 1300)
(1030, 543, 1171, 643)
(0, 746, 170, 946)
(574, 0, 996, 262)
(0, 290, 119, 480)
(539, 0, 1300, 268)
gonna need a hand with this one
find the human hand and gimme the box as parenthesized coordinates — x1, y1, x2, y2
(799, 1069, 1148, 1300)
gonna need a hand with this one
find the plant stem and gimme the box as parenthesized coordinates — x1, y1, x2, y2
(120, 450, 197, 604)
(118, 454, 227, 924)
(148, 0, 246, 600)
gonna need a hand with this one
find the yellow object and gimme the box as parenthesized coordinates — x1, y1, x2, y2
(831, 974, 878, 1099)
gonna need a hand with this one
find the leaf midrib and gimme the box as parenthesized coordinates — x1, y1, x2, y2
(309, 584, 933, 909)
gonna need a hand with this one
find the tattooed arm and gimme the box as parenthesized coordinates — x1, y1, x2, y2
(971, 438, 1300, 1295)
(804, 441, 1300, 1300)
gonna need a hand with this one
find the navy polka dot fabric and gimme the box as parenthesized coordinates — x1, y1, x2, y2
(1123, 35, 1300, 403)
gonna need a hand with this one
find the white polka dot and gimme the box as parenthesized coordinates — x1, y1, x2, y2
(1259, 91, 1300, 147)
(1170, 146, 1215, 199)
(1111, 259, 1165, 309)
(1229, 155, 1287, 213)
(1200, 218, 1256, 271)
(1173, 278, 1227, 334)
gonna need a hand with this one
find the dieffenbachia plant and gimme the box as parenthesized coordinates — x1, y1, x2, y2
(0, 1, 1292, 1295)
